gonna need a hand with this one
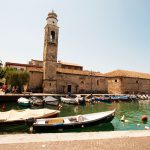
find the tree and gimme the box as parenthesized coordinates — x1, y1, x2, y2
(5, 68, 29, 91)
(0, 68, 6, 79)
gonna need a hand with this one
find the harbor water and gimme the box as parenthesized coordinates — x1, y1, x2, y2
(0, 99, 150, 134)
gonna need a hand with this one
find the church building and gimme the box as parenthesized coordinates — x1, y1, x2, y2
(5, 12, 150, 94)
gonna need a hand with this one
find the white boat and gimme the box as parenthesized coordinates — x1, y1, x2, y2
(44, 96, 59, 106)
(60, 97, 79, 105)
(18, 97, 30, 107)
(0, 108, 60, 126)
(29, 97, 45, 107)
(26, 109, 116, 132)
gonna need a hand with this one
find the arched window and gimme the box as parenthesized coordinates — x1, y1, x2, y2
(50, 31, 55, 42)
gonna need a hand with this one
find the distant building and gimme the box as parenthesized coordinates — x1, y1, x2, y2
(5, 12, 150, 94)
(5, 61, 43, 92)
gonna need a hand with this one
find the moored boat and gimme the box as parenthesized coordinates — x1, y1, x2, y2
(44, 96, 59, 106)
(26, 109, 116, 132)
(110, 95, 131, 102)
(0, 108, 60, 126)
(29, 97, 45, 107)
(95, 97, 112, 104)
(84, 94, 95, 103)
(60, 97, 79, 105)
(78, 97, 86, 105)
(17, 97, 30, 107)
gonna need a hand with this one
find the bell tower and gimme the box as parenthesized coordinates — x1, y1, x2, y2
(43, 11, 59, 93)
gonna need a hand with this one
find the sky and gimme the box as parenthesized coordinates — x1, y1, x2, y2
(0, 0, 150, 73)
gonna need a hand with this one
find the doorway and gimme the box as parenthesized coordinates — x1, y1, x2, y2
(67, 85, 72, 93)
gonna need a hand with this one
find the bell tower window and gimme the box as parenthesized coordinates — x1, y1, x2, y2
(50, 31, 55, 42)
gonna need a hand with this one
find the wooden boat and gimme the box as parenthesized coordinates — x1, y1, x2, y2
(44, 96, 59, 106)
(26, 109, 115, 132)
(0, 108, 60, 126)
(60, 97, 79, 105)
(29, 97, 45, 107)
(18, 97, 30, 107)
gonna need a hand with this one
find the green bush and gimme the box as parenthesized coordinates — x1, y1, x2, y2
(5, 68, 29, 88)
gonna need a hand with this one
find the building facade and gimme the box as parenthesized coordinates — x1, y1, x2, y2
(5, 61, 43, 92)
(5, 12, 150, 94)
(42, 11, 108, 94)
(106, 70, 150, 94)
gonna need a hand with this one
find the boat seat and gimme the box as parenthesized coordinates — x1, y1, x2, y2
(37, 120, 45, 124)
(46, 118, 64, 125)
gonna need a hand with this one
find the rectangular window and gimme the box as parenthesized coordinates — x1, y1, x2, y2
(97, 80, 99, 86)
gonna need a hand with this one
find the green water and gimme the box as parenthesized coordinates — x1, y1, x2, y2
(0, 100, 150, 133)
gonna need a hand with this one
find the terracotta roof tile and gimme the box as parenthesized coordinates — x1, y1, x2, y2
(5, 62, 43, 68)
(105, 70, 150, 79)
(27, 67, 43, 72)
(57, 68, 104, 77)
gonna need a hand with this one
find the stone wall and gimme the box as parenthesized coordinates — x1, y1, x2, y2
(121, 77, 150, 94)
(108, 77, 150, 94)
(108, 78, 122, 94)
(56, 73, 108, 94)
(28, 71, 43, 92)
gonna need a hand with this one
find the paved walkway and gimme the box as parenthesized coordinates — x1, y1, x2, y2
(0, 131, 150, 150)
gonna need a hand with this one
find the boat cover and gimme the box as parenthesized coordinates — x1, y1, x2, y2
(0, 108, 60, 122)
(44, 96, 58, 102)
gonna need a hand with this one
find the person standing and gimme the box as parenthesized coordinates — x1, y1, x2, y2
(2, 84, 7, 93)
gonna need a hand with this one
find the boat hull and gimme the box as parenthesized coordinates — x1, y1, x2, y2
(95, 98, 112, 104)
(61, 97, 79, 105)
(32, 110, 115, 132)
(30, 97, 45, 107)
(45, 100, 59, 106)
(18, 102, 30, 107)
